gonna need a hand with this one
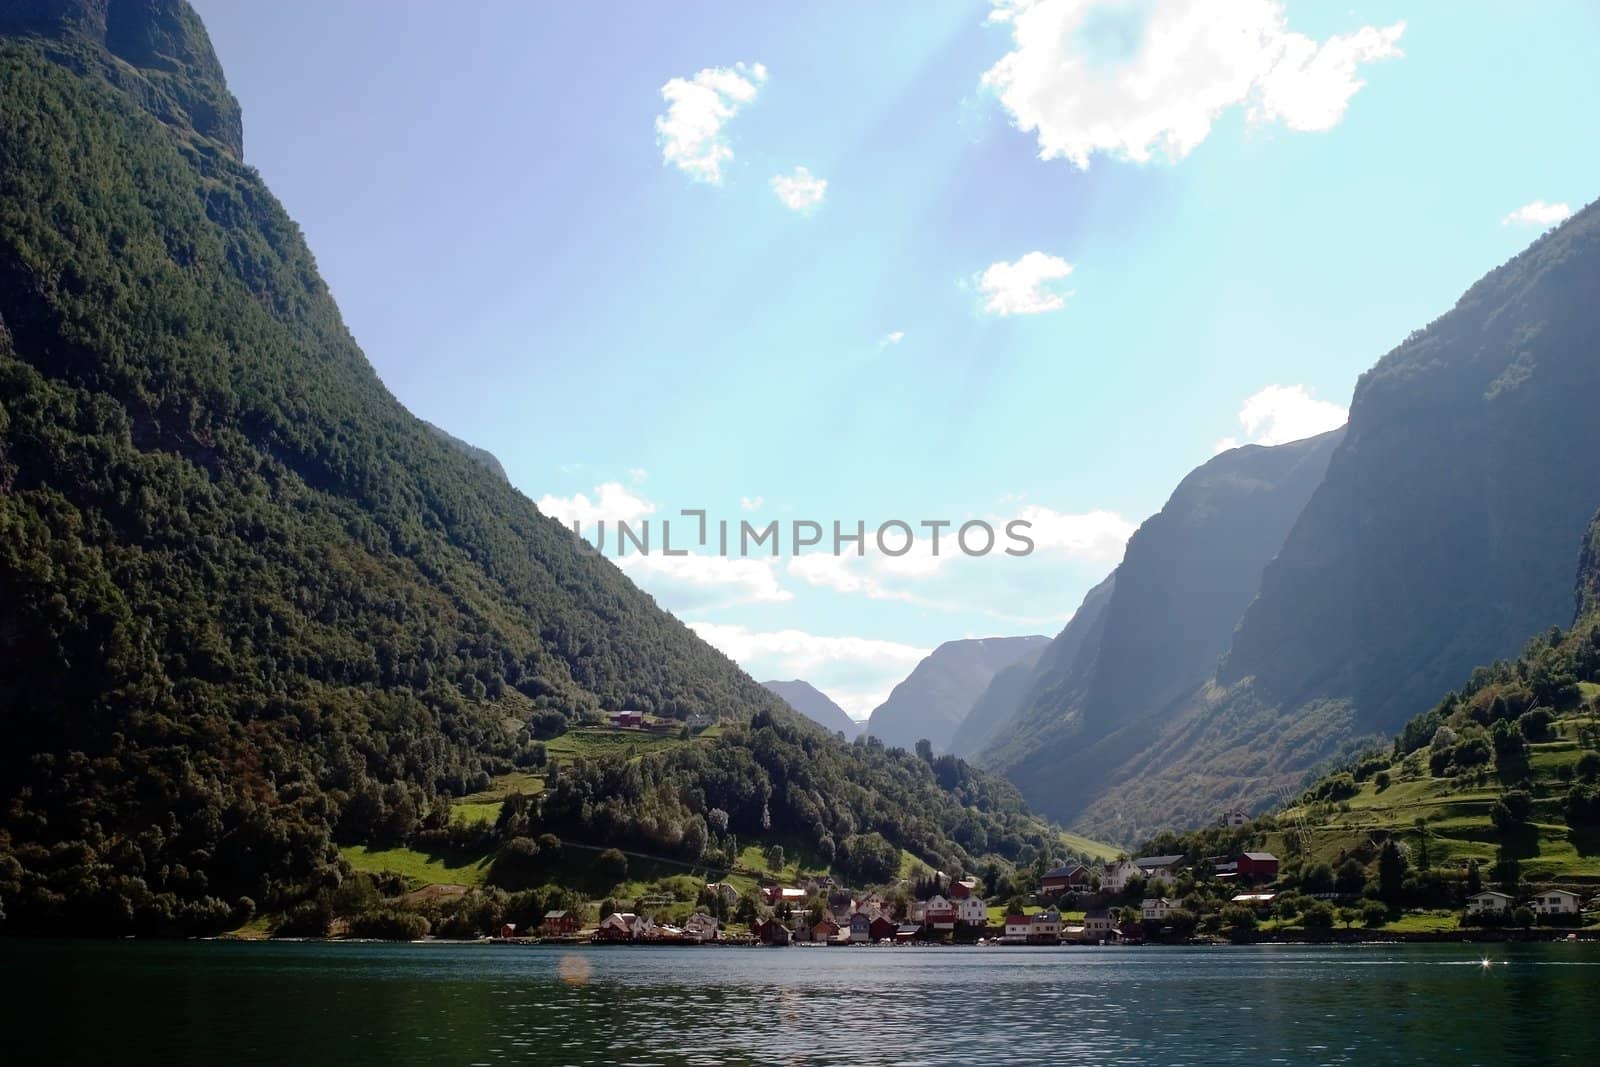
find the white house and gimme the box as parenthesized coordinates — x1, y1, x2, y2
(1082, 908, 1116, 942)
(1103, 856, 1181, 892)
(1530, 889, 1582, 916)
(923, 894, 957, 932)
(1029, 909, 1062, 943)
(1467, 890, 1514, 915)
(1142, 897, 1181, 922)
(1003, 914, 1031, 942)
(1221, 809, 1249, 828)
(1102, 860, 1141, 892)
(683, 913, 719, 941)
(956, 895, 988, 926)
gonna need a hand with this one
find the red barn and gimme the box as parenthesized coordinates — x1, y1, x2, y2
(1040, 863, 1090, 894)
(1236, 852, 1279, 881)
(869, 916, 897, 941)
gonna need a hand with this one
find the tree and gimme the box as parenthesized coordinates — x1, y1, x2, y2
(1377, 840, 1407, 902)
(1301, 862, 1335, 894)
(1335, 859, 1367, 896)
(1220, 906, 1257, 943)
(765, 844, 785, 873)
(1359, 900, 1389, 927)
(1512, 906, 1536, 928)
(1465, 860, 1482, 896)
(594, 848, 629, 885)
(1337, 907, 1361, 928)
(1301, 902, 1335, 930)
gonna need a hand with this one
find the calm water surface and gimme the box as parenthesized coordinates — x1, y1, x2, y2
(3, 940, 1596, 1065)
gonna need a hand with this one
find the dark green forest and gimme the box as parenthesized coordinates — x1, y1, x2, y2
(0, 6, 1063, 935)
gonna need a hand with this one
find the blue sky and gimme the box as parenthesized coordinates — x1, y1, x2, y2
(194, 0, 1599, 717)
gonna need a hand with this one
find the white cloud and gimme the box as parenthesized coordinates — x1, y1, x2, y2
(656, 62, 767, 183)
(688, 622, 931, 718)
(770, 166, 828, 211)
(740, 495, 765, 511)
(982, 0, 1404, 168)
(978, 251, 1075, 315)
(537, 482, 656, 528)
(880, 330, 906, 347)
(628, 467, 649, 484)
(1501, 200, 1572, 228)
(1215, 383, 1347, 452)
(615, 553, 792, 610)
(1010, 506, 1135, 562)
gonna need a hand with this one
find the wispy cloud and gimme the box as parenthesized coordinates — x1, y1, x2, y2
(977, 251, 1074, 315)
(770, 166, 827, 211)
(1501, 199, 1572, 227)
(656, 62, 767, 183)
(983, 0, 1403, 168)
(1213, 383, 1347, 453)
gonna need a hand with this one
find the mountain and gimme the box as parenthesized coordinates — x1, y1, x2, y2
(1211, 509, 1600, 888)
(866, 636, 1049, 753)
(980, 431, 1343, 825)
(423, 421, 508, 484)
(946, 644, 1046, 758)
(0, 2, 1073, 934)
(761, 680, 860, 737)
(1071, 204, 1600, 842)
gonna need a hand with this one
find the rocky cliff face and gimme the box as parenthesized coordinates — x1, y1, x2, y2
(762, 679, 860, 737)
(865, 636, 1049, 753)
(0, 0, 242, 157)
(1070, 200, 1600, 841)
(980, 432, 1342, 826)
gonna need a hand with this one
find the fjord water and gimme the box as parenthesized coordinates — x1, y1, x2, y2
(4, 941, 1596, 1065)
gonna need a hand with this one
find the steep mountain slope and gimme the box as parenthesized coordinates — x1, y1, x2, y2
(423, 421, 508, 484)
(0, 3, 1069, 933)
(866, 636, 1049, 753)
(981, 432, 1342, 823)
(762, 679, 860, 737)
(947, 644, 1046, 758)
(1078, 203, 1600, 841)
(1251, 510, 1600, 886)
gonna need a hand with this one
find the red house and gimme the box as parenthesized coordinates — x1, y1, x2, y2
(608, 711, 643, 728)
(868, 916, 897, 941)
(949, 878, 977, 900)
(1236, 852, 1279, 881)
(1040, 863, 1090, 894)
(542, 910, 581, 935)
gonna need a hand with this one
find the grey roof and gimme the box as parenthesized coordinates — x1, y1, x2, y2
(1241, 852, 1278, 862)
(1134, 855, 1184, 869)
(1043, 863, 1087, 877)
(543, 910, 568, 919)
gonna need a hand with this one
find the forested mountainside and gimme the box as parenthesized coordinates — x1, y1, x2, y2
(1074, 201, 1600, 842)
(866, 636, 1048, 753)
(762, 680, 859, 737)
(0, 2, 1070, 934)
(980, 432, 1342, 823)
(1233, 510, 1600, 890)
(423, 421, 508, 484)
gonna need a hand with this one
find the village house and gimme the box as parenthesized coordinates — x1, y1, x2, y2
(922, 894, 958, 934)
(607, 710, 643, 729)
(705, 882, 739, 906)
(542, 910, 581, 936)
(1040, 863, 1090, 894)
(753, 917, 793, 945)
(1028, 909, 1062, 944)
(849, 912, 873, 943)
(1141, 898, 1180, 922)
(1236, 852, 1279, 882)
(791, 914, 814, 942)
(1230, 892, 1277, 913)
(1083, 908, 1117, 942)
(1221, 808, 1249, 828)
(810, 916, 841, 941)
(949, 878, 979, 900)
(761, 885, 808, 907)
(1003, 914, 1031, 942)
(956, 895, 988, 926)
(498, 922, 518, 939)
(1103, 855, 1182, 892)
(597, 912, 651, 941)
(683, 913, 719, 941)
(895, 923, 920, 943)
(1530, 889, 1582, 916)
(869, 915, 898, 941)
(907, 899, 925, 923)
(1467, 890, 1515, 915)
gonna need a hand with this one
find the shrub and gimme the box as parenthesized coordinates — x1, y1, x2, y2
(1301, 902, 1335, 930)
(1359, 900, 1389, 927)
(349, 908, 431, 941)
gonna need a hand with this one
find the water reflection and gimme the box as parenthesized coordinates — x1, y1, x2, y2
(3, 941, 1598, 1066)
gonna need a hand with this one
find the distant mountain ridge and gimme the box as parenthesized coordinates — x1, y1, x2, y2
(761, 679, 860, 737)
(978, 431, 1343, 825)
(1066, 201, 1600, 841)
(866, 635, 1049, 753)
